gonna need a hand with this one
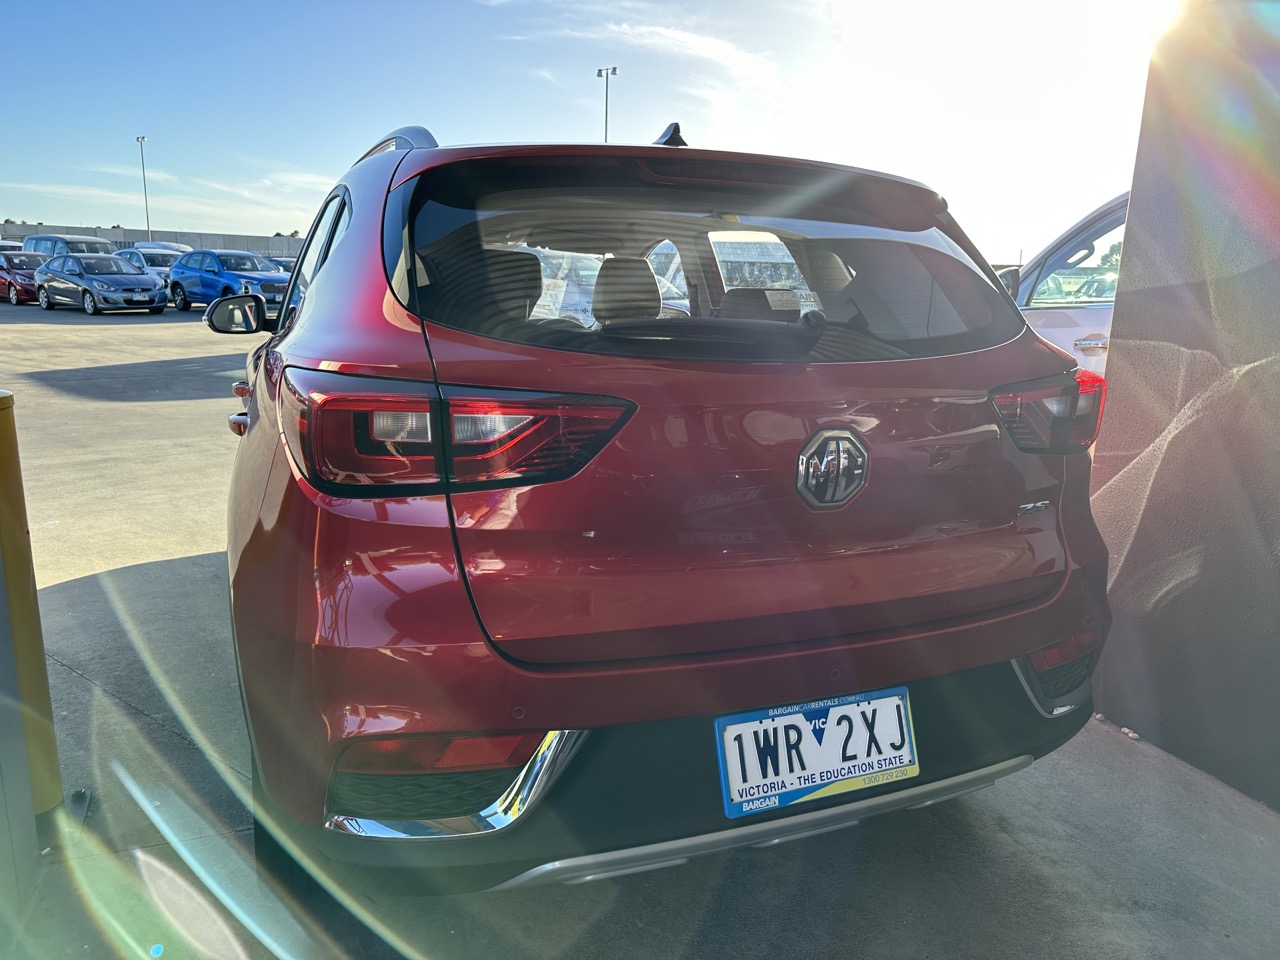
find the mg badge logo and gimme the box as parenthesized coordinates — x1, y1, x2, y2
(797, 430, 868, 509)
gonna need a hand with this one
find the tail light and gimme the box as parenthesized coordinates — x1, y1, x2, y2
(280, 369, 632, 496)
(1027, 631, 1098, 674)
(445, 390, 634, 488)
(281, 370, 439, 490)
(990, 369, 1105, 454)
(1023, 630, 1101, 703)
(336, 733, 547, 776)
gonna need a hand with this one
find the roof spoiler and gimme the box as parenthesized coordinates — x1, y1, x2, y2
(356, 126, 439, 164)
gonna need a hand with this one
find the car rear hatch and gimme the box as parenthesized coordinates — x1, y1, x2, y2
(394, 150, 1095, 665)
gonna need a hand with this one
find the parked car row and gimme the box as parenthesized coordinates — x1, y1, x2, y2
(2, 236, 303, 317)
(1, 235, 299, 318)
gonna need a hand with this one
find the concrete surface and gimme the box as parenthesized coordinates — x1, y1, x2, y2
(0, 300, 1278, 959)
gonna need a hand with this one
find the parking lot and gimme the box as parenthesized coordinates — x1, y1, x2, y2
(3, 299, 1279, 960)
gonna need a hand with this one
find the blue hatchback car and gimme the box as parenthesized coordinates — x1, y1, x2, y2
(168, 249, 288, 312)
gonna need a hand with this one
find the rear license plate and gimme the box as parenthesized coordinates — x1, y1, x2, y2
(714, 685, 919, 819)
(270, 294, 282, 302)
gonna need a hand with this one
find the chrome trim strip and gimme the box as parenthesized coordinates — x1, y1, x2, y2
(1073, 336, 1110, 350)
(1010, 657, 1091, 719)
(322, 729, 588, 840)
(493, 755, 1034, 890)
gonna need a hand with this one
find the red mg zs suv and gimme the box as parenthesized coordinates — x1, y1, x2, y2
(206, 126, 1110, 892)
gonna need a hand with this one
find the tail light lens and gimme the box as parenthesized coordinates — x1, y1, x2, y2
(281, 369, 440, 490)
(1027, 631, 1098, 674)
(990, 369, 1106, 454)
(446, 390, 633, 488)
(336, 733, 547, 776)
(280, 369, 632, 496)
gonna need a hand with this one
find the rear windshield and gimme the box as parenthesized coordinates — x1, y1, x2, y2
(398, 156, 1023, 362)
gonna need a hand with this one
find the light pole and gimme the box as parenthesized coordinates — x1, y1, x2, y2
(135, 136, 152, 241)
(596, 67, 617, 142)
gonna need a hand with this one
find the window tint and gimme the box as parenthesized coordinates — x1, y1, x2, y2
(201, 254, 218, 271)
(403, 160, 1019, 362)
(646, 239, 687, 298)
(1029, 220, 1124, 307)
(219, 254, 278, 272)
(332, 202, 351, 248)
(46, 257, 63, 271)
(66, 240, 115, 254)
(283, 195, 344, 323)
(82, 256, 142, 275)
(35, 239, 54, 255)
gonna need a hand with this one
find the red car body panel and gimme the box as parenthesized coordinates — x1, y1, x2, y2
(430, 322, 1077, 664)
(223, 141, 1110, 831)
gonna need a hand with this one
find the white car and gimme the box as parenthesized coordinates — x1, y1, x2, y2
(115, 247, 182, 288)
(1003, 193, 1128, 375)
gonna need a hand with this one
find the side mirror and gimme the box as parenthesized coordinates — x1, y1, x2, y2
(205, 264, 219, 274)
(997, 266, 1020, 298)
(67, 266, 81, 276)
(204, 294, 267, 334)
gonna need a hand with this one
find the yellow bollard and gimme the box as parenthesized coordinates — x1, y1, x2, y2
(0, 390, 63, 822)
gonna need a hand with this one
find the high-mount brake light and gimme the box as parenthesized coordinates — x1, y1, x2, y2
(990, 369, 1106, 454)
(280, 370, 633, 496)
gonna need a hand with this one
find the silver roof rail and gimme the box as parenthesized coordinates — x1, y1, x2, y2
(653, 122, 687, 147)
(356, 126, 439, 164)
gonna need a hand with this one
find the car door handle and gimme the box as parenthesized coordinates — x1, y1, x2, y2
(228, 412, 250, 436)
(1073, 336, 1110, 350)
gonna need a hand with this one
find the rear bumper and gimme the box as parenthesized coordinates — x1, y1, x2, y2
(269, 659, 1092, 891)
(241, 557, 1108, 829)
(494, 754, 1033, 889)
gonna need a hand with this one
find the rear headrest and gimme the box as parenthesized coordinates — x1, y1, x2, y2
(425, 248, 542, 331)
(714, 287, 801, 323)
(592, 257, 660, 325)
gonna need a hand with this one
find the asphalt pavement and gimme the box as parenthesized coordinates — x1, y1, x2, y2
(1, 300, 1277, 959)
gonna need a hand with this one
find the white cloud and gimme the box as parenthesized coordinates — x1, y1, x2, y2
(0, 179, 320, 236)
(84, 163, 177, 183)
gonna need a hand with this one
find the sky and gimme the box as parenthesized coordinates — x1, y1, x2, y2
(0, 0, 1182, 264)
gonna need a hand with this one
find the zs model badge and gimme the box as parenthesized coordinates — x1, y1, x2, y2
(797, 430, 868, 509)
